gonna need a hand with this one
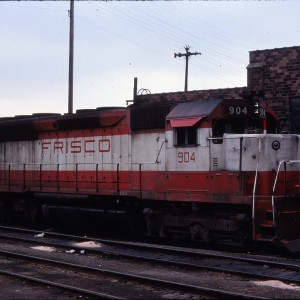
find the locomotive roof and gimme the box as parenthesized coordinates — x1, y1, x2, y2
(166, 98, 275, 120)
(0, 107, 127, 142)
(166, 99, 222, 120)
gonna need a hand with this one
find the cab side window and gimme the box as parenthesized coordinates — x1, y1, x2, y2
(175, 127, 197, 146)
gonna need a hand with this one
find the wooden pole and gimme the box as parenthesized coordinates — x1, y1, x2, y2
(68, 0, 74, 114)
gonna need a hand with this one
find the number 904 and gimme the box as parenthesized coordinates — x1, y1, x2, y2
(178, 152, 195, 163)
(228, 106, 247, 115)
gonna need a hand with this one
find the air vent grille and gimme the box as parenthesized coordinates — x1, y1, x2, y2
(212, 158, 218, 167)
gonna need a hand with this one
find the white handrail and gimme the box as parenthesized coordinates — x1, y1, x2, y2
(271, 159, 300, 224)
(208, 135, 262, 240)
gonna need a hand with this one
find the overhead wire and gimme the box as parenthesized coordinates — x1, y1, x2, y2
(110, 1, 248, 85)
(87, 1, 247, 87)
(88, 1, 187, 46)
(120, 1, 248, 64)
(154, 1, 254, 54)
(10, 1, 248, 91)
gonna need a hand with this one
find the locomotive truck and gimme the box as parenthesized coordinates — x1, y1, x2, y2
(0, 96, 300, 252)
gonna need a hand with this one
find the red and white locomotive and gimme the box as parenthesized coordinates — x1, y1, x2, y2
(0, 96, 300, 251)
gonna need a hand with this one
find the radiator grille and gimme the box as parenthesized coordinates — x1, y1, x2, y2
(130, 104, 171, 130)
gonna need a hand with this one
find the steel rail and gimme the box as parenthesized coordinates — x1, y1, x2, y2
(0, 225, 299, 287)
(0, 269, 123, 300)
(0, 249, 266, 300)
(0, 225, 299, 272)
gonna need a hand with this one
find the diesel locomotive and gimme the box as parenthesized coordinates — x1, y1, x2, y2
(0, 96, 300, 252)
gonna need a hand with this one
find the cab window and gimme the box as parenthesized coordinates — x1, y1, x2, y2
(175, 126, 197, 146)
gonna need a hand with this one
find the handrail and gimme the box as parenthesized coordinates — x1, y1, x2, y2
(8, 164, 11, 191)
(23, 163, 26, 190)
(39, 164, 42, 191)
(0, 160, 159, 201)
(208, 135, 262, 240)
(0, 161, 134, 194)
(271, 159, 300, 224)
(252, 137, 261, 240)
(57, 164, 60, 191)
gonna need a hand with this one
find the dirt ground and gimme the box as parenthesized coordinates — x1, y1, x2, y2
(1, 239, 300, 299)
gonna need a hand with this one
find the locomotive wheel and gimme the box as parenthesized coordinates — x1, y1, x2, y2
(189, 223, 210, 242)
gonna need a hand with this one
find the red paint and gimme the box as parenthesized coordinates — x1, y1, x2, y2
(39, 126, 130, 140)
(170, 117, 202, 127)
(1, 168, 298, 203)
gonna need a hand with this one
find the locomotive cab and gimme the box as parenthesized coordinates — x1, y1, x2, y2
(167, 98, 278, 146)
(210, 98, 277, 138)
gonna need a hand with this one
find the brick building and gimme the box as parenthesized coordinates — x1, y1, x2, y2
(247, 46, 300, 132)
(135, 46, 300, 133)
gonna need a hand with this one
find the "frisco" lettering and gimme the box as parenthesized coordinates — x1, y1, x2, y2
(41, 139, 110, 154)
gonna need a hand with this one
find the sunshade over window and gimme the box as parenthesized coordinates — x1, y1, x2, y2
(170, 117, 202, 128)
(166, 99, 222, 126)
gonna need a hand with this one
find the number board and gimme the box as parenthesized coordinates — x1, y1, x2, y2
(226, 105, 248, 117)
(225, 105, 266, 118)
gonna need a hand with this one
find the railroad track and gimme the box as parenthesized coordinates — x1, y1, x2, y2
(0, 225, 299, 299)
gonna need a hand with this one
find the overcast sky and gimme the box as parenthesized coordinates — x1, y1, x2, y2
(0, 1, 299, 117)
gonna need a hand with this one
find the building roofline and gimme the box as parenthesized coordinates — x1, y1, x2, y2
(249, 45, 300, 53)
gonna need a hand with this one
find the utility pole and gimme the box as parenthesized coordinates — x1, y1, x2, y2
(174, 46, 201, 92)
(68, 0, 74, 114)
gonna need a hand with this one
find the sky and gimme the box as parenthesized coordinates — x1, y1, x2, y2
(0, 0, 299, 117)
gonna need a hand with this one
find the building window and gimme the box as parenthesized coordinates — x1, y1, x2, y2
(175, 127, 197, 146)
